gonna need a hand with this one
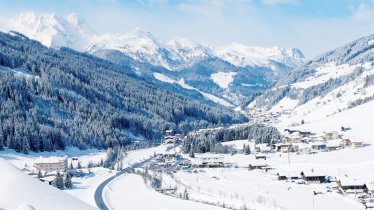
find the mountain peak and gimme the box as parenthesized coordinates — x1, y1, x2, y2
(4, 12, 97, 50)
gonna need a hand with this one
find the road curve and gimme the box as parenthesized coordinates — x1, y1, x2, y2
(94, 174, 117, 210)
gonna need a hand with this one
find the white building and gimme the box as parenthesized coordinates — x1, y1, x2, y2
(34, 156, 68, 172)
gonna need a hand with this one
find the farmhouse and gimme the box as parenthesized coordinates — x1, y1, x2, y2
(276, 172, 300, 181)
(337, 179, 368, 194)
(34, 156, 68, 172)
(248, 159, 268, 170)
(301, 171, 326, 183)
(193, 156, 224, 168)
(311, 142, 326, 151)
(326, 139, 343, 151)
(255, 143, 272, 153)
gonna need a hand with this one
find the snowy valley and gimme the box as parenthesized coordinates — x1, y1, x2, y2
(0, 7, 374, 210)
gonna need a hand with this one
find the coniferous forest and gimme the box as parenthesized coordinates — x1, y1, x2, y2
(0, 32, 248, 153)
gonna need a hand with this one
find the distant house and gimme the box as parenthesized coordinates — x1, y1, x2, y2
(301, 171, 326, 183)
(343, 138, 364, 148)
(311, 142, 326, 151)
(324, 132, 334, 140)
(276, 172, 300, 181)
(274, 143, 291, 152)
(193, 156, 224, 168)
(255, 144, 272, 153)
(34, 156, 68, 172)
(248, 163, 268, 170)
(326, 139, 343, 151)
(337, 179, 368, 194)
(248, 159, 268, 170)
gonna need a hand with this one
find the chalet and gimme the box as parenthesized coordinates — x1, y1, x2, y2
(34, 156, 68, 172)
(324, 132, 334, 140)
(276, 172, 300, 181)
(274, 143, 291, 152)
(307, 135, 325, 142)
(255, 144, 272, 153)
(351, 141, 364, 148)
(255, 155, 267, 160)
(193, 156, 224, 168)
(337, 179, 368, 194)
(248, 163, 268, 170)
(311, 142, 326, 151)
(326, 139, 343, 151)
(301, 171, 326, 183)
(248, 160, 268, 170)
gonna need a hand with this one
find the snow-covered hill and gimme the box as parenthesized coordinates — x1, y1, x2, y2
(0, 158, 97, 210)
(0, 12, 304, 106)
(247, 34, 374, 127)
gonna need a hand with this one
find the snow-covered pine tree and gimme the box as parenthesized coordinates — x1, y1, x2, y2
(245, 145, 251, 155)
(37, 170, 43, 178)
(64, 172, 73, 189)
(52, 172, 64, 190)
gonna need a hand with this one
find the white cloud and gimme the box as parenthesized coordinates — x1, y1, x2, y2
(261, 0, 299, 6)
(350, 0, 374, 22)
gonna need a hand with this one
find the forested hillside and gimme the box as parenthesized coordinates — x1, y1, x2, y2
(183, 124, 281, 154)
(0, 31, 247, 153)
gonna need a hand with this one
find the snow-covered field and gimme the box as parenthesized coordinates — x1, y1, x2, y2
(0, 158, 97, 210)
(153, 72, 234, 107)
(0, 147, 111, 208)
(210, 72, 237, 89)
(103, 173, 224, 210)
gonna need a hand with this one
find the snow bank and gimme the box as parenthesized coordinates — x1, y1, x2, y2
(0, 158, 97, 210)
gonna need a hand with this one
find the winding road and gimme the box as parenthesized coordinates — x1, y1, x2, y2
(94, 155, 158, 210)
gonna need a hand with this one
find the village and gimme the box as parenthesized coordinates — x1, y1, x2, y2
(10, 121, 374, 210)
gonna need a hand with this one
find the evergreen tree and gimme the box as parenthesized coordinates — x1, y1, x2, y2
(69, 162, 74, 170)
(64, 172, 73, 189)
(37, 170, 43, 178)
(77, 161, 82, 169)
(245, 145, 251, 155)
(52, 172, 64, 190)
(183, 189, 189, 200)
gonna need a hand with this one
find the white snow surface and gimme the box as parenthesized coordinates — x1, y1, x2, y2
(0, 158, 97, 210)
(153, 73, 234, 107)
(104, 173, 224, 210)
(210, 72, 237, 89)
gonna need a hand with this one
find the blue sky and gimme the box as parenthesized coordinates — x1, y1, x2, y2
(0, 0, 374, 57)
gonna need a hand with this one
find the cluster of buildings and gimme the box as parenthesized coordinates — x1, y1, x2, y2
(272, 129, 364, 154)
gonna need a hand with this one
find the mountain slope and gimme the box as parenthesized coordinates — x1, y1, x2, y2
(0, 158, 96, 210)
(0, 12, 304, 105)
(0, 31, 247, 153)
(247, 34, 374, 127)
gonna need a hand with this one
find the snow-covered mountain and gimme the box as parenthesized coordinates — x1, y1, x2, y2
(1, 12, 100, 50)
(0, 12, 305, 106)
(247, 34, 374, 127)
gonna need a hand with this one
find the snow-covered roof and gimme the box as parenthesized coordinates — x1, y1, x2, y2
(34, 156, 67, 164)
(326, 139, 343, 147)
(338, 178, 366, 186)
(302, 171, 326, 177)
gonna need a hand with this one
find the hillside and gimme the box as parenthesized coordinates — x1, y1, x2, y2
(0, 12, 305, 105)
(0, 158, 97, 210)
(247, 34, 374, 127)
(0, 31, 247, 153)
